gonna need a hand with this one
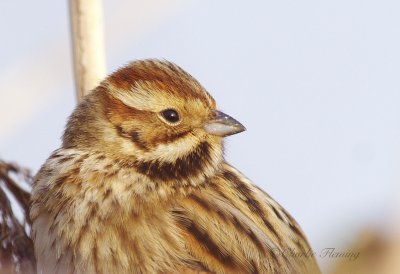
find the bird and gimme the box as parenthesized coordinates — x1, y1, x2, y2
(30, 59, 321, 274)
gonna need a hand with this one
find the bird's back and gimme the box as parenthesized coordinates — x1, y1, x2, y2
(174, 163, 320, 274)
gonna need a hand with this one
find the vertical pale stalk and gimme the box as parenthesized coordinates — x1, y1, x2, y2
(69, 0, 106, 102)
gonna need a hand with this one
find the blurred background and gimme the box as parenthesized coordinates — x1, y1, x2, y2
(1, 1, 400, 272)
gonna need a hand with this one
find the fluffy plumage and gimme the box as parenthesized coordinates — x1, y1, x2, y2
(30, 59, 320, 274)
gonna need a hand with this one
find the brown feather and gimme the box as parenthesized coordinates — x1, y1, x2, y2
(31, 59, 320, 274)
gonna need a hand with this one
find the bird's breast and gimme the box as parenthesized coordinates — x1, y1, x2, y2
(32, 149, 194, 274)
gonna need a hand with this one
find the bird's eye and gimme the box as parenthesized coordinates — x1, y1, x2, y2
(160, 109, 180, 124)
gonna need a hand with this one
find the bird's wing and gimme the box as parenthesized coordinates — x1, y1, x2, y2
(173, 163, 320, 274)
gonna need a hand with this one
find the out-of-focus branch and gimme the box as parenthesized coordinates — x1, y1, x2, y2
(0, 165, 31, 219)
(69, 0, 106, 102)
(0, 161, 35, 274)
(329, 229, 400, 274)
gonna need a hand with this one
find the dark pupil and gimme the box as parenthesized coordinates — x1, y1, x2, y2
(161, 109, 180, 123)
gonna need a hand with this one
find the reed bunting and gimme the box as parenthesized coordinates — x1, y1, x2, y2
(31, 59, 320, 274)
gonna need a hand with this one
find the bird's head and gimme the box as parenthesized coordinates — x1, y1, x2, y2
(63, 60, 245, 184)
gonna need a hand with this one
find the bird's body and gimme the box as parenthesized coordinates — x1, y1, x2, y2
(31, 60, 320, 274)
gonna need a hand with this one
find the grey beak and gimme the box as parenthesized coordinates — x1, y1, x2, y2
(204, 110, 246, 137)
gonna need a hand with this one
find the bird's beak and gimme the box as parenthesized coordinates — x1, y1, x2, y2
(204, 110, 246, 137)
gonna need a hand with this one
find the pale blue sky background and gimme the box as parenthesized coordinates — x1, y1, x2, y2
(1, 1, 400, 271)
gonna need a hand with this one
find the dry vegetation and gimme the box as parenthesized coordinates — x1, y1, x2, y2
(0, 160, 35, 274)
